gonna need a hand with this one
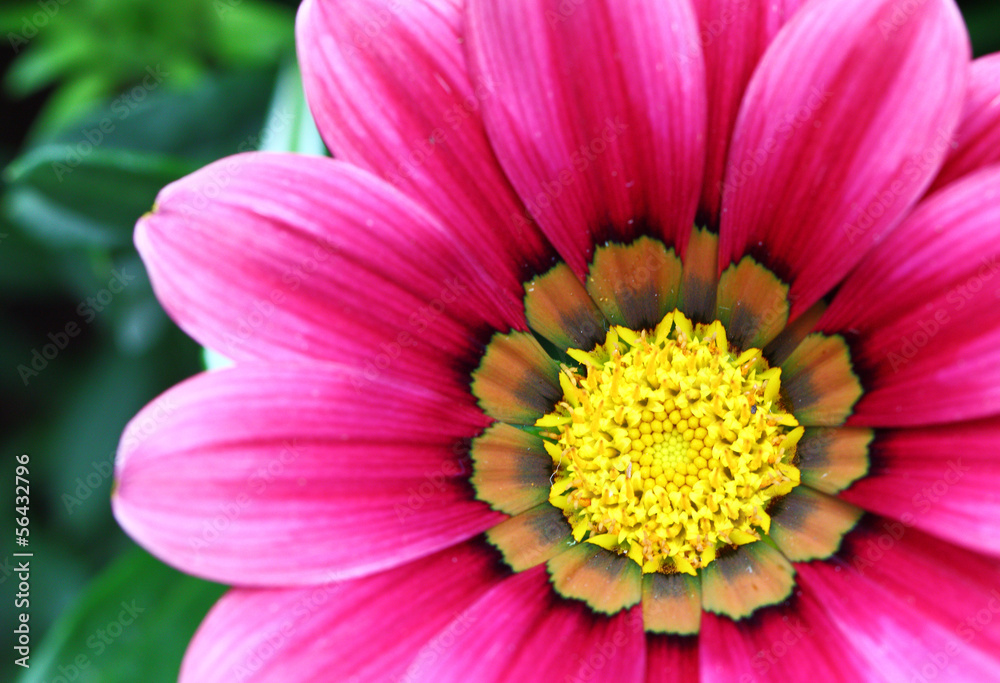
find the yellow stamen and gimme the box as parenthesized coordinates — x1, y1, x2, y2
(537, 311, 801, 575)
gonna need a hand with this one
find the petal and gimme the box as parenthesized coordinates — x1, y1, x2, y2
(713, 257, 789, 350)
(642, 572, 701, 636)
(180, 541, 506, 682)
(798, 520, 1000, 681)
(694, 0, 807, 223)
(647, 636, 699, 683)
(680, 226, 720, 322)
(931, 53, 1000, 191)
(781, 334, 863, 427)
(768, 486, 863, 562)
(547, 543, 643, 616)
(297, 0, 554, 282)
(409, 566, 646, 682)
(113, 365, 503, 586)
(585, 237, 683, 331)
(472, 331, 560, 425)
(796, 427, 872, 495)
(698, 592, 871, 682)
(466, 0, 706, 275)
(824, 165, 1000, 426)
(524, 262, 608, 351)
(719, 0, 969, 318)
(821, 165, 1000, 337)
(700, 542, 795, 619)
(138, 153, 519, 378)
(470, 424, 553, 516)
(485, 503, 574, 572)
(840, 417, 1000, 557)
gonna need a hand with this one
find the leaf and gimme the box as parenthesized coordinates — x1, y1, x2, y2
(28, 67, 278, 162)
(16, 547, 226, 683)
(4, 147, 198, 248)
(214, 0, 296, 67)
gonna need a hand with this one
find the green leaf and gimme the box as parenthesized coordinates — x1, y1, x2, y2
(28, 67, 278, 162)
(213, 0, 296, 67)
(16, 547, 226, 683)
(4, 147, 198, 248)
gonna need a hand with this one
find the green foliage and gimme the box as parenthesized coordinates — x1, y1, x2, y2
(2, 0, 294, 134)
(15, 548, 226, 683)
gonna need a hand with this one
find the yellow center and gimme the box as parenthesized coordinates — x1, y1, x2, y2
(536, 311, 802, 575)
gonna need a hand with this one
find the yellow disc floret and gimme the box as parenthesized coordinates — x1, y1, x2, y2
(536, 311, 802, 575)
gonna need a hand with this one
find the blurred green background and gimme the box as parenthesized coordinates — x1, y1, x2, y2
(0, 1, 998, 681)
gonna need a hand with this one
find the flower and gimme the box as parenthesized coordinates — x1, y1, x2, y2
(112, 0, 1000, 680)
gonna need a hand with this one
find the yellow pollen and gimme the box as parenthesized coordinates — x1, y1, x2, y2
(537, 311, 802, 575)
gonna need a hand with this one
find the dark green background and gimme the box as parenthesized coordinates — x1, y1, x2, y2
(1, 1, 998, 681)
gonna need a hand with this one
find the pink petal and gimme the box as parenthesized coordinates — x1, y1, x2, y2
(180, 542, 506, 682)
(797, 521, 1000, 681)
(839, 418, 1000, 557)
(646, 636, 698, 683)
(698, 593, 870, 682)
(821, 165, 1000, 426)
(138, 152, 523, 385)
(296, 0, 554, 284)
(113, 365, 503, 586)
(694, 0, 806, 223)
(821, 166, 1000, 337)
(465, 0, 706, 276)
(719, 0, 969, 318)
(410, 565, 646, 682)
(931, 53, 1000, 191)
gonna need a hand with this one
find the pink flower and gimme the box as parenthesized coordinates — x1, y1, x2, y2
(113, 0, 1000, 680)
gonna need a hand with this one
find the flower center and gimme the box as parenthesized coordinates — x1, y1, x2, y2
(536, 311, 802, 575)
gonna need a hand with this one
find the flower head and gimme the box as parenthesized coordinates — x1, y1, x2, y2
(114, 0, 1000, 680)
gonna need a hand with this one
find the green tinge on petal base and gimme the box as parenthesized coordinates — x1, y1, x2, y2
(642, 572, 701, 635)
(472, 331, 561, 425)
(715, 256, 790, 350)
(700, 542, 795, 620)
(547, 543, 642, 615)
(524, 262, 607, 351)
(470, 423, 553, 515)
(769, 486, 864, 561)
(585, 237, 683, 331)
(486, 503, 574, 572)
(782, 334, 864, 426)
(797, 427, 872, 494)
